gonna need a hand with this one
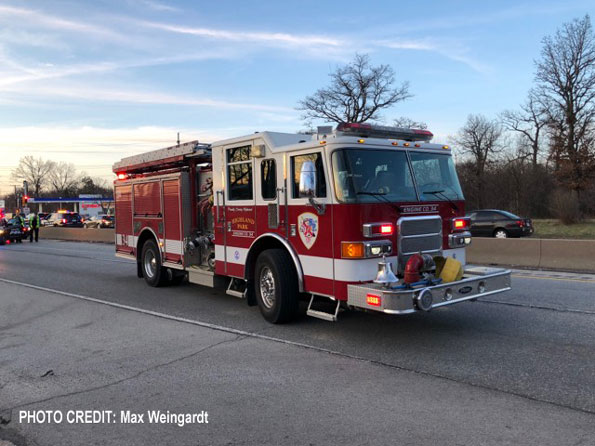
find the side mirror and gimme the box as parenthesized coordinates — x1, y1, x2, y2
(298, 161, 317, 198)
(298, 160, 326, 215)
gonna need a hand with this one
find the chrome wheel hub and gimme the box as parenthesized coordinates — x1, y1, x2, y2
(144, 250, 157, 278)
(259, 267, 276, 309)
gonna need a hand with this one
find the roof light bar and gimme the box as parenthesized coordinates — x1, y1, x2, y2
(336, 123, 433, 142)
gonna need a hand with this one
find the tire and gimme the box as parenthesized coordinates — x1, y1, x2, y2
(141, 239, 167, 287)
(494, 228, 508, 239)
(254, 249, 299, 324)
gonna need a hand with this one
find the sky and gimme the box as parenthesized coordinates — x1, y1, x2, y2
(1, 0, 593, 195)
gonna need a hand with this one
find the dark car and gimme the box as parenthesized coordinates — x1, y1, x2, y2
(84, 215, 114, 229)
(3, 218, 24, 243)
(47, 212, 84, 227)
(0, 219, 12, 245)
(466, 210, 534, 238)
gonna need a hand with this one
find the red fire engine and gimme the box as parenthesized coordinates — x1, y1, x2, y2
(113, 123, 511, 323)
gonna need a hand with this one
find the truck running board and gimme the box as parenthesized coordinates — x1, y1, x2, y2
(306, 295, 340, 322)
(226, 278, 247, 299)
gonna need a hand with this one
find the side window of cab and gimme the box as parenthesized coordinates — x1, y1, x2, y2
(291, 152, 327, 198)
(227, 145, 253, 201)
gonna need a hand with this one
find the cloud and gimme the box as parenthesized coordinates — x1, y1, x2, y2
(377, 38, 490, 74)
(134, 0, 180, 12)
(0, 5, 129, 43)
(1, 80, 296, 116)
(137, 20, 343, 48)
(0, 50, 238, 87)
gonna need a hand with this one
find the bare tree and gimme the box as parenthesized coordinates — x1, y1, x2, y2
(79, 175, 111, 195)
(297, 54, 411, 124)
(451, 114, 503, 208)
(50, 162, 80, 196)
(393, 116, 428, 129)
(534, 14, 595, 194)
(11, 156, 53, 196)
(501, 92, 548, 166)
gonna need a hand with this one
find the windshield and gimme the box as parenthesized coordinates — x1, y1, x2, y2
(409, 152, 464, 201)
(332, 149, 463, 203)
(332, 149, 417, 203)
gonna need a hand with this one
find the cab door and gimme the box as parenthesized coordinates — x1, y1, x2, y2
(286, 150, 334, 297)
(221, 144, 257, 277)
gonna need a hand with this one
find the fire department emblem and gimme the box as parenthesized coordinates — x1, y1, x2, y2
(298, 212, 319, 250)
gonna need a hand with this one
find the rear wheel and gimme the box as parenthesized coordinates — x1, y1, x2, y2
(254, 249, 299, 324)
(494, 228, 508, 239)
(141, 239, 167, 287)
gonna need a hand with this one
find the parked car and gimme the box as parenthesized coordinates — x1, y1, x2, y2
(466, 209, 534, 238)
(84, 215, 114, 229)
(47, 212, 84, 227)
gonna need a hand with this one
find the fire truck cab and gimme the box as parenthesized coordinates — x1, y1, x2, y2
(113, 124, 511, 323)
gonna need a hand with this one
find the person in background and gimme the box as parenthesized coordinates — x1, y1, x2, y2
(13, 209, 24, 243)
(29, 212, 40, 242)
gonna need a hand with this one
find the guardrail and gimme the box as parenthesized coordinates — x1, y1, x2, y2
(39, 227, 115, 244)
(467, 238, 595, 272)
(37, 228, 595, 272)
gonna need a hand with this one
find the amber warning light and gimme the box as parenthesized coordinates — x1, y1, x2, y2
(452, 217, 470, 231)
(366, 294, 382, 306)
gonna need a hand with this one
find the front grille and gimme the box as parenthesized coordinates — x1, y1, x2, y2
(397, 216, 442, 270)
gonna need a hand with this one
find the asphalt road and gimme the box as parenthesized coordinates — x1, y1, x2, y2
(1, 240, 594, 445)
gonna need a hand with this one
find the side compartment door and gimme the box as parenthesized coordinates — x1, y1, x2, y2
(114, 184, 133, 254)
(162, 177, 183, 264)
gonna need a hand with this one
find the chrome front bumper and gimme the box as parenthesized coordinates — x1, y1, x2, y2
(346, 266, 511, 314)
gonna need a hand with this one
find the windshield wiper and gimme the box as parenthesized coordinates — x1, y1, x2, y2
(356, 191, 400, 212)
(422, 189, 459, 211)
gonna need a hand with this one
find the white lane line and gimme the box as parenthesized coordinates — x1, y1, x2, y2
(0, 277, 324, 350)
(511, 274, 595, 284)
(0, 247, 132, 264)
(5, 245, 112, 255)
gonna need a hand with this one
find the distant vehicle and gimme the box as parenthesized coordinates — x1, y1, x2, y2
(47, 212, 84, 228)
(84, 215, 114, 229)
(38, 212, 49, 220)
(0, 219, 12, 245)
(466, 210, 533, 238)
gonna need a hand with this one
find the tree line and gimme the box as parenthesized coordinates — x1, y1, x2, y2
(4, 156, 112, 210)
(298, 15, 595, 223)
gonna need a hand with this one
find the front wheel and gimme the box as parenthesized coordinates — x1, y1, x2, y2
(494, 229, 508, 239)
(141, 239, 167, 287)
(254, 249, 299, 324)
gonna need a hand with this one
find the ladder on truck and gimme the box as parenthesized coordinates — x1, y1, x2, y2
(112, 141, 211, 173)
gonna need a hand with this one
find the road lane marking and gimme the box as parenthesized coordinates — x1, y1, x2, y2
(512, 275, 595, 283)
(1, 276, 594, 416)
(479, 299, 595, 315)
(0, 247, 132, 264)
